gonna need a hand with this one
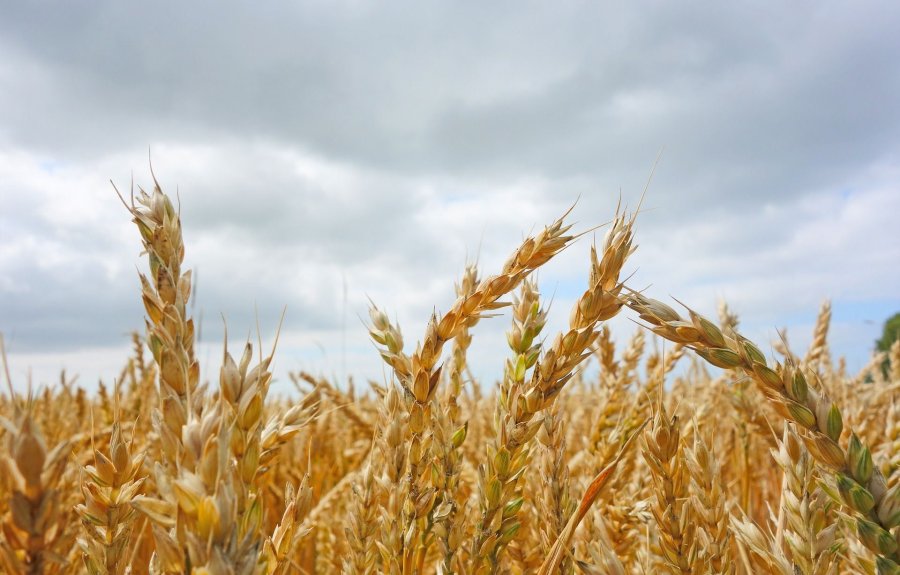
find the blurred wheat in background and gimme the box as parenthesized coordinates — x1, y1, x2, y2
(1, 180, 898, 575)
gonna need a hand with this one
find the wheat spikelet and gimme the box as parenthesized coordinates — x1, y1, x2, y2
(804, 300, 832, 376)
(642, 401, 696, 574)
(0, 402, 74, 574)
(76, 419, 146, 575)
(686, 422, 732, 573)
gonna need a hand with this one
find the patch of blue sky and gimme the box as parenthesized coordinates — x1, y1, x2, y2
(39, 159, 62, 173)
(734, 297, 899, 373)
(738, 298, 900, 331)
(540, 277, 585, 301)
(831, 298, 900, 325)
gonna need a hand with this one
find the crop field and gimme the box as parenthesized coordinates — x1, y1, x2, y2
(1, 182, 898, 575)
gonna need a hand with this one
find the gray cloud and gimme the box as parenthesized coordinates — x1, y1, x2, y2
(3, 3, 898, 184)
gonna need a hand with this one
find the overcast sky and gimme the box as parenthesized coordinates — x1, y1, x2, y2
(2, 2, 899, 393)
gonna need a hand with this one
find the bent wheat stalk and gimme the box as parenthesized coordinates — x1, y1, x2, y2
(627, 292, 900, 573)
(538, 420, 647, 575)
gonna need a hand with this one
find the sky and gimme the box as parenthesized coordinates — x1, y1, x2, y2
(1, 2, 899, 394)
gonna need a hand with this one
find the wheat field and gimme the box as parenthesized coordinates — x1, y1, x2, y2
(0, 182, 898, 575)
